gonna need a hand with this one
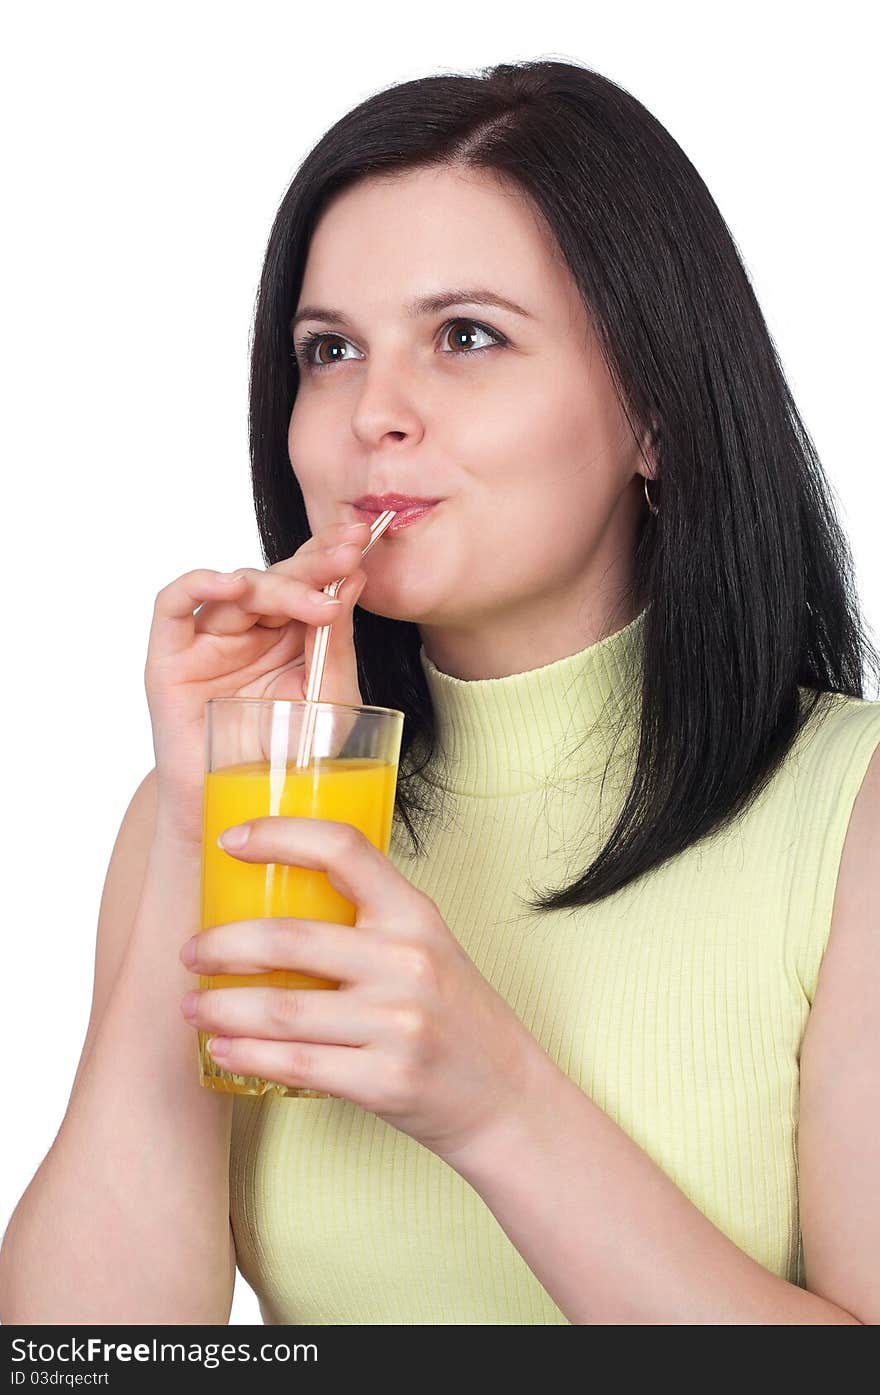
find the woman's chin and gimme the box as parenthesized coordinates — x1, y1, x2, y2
(359, 596, 431, 624)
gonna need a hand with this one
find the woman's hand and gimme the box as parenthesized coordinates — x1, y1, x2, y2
(144, 520, 371, 845)
(178, 816, 542, 1163)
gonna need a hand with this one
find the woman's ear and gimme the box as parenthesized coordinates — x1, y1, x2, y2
(640, 421, 660, 479)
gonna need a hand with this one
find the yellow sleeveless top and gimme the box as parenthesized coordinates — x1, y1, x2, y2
(229, 606, 880, 1323)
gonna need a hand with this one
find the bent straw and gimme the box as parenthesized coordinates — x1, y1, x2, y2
(294, 509, 397, 768)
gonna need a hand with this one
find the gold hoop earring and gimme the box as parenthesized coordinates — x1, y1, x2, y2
(644, 476, 659, 516)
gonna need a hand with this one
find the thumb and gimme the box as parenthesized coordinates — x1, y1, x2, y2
(309, 567, 367, 707)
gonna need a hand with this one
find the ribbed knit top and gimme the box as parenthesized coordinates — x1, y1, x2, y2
(229, 606, 880, 1324)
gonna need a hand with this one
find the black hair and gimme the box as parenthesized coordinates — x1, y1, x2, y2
(247, 56, 879, 912)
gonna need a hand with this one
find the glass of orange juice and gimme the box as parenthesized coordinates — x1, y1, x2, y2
(197, 696, 404, 1099)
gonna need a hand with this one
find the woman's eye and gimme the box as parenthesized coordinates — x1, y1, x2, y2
(294, 317, 505, 372)
(297, 333, 355, 369)
(439, 319, 502, 355)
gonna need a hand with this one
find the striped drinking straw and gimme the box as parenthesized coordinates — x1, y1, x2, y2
(294, 509, 397, 769)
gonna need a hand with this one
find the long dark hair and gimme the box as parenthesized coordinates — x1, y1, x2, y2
(247, 57, 878, 912)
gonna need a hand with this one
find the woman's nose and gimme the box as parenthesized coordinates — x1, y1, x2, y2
(349, 361, 426, 443)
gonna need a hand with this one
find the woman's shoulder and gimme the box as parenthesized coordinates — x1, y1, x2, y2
(780, 687, 880, 1006)
(793, 685, 880, 772)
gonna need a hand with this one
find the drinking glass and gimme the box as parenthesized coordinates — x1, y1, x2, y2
(197, 697, 404, 1099)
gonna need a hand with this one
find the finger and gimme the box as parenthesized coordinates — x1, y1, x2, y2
(194, 539, 367, 637)
(148, 568, 258, 661)
(186, 984, 373, 1046)
(193, 567, 345, 638)
(269, 520, 371, 580)
(181, 916, 373, 982)
(204, 1035, 367, 1100)
(216, 817, 420, 928)
(155, 523, 371, 652)
(254, 560, 368, 634)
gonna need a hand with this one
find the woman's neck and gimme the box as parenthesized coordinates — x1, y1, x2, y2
(419, 593, 642, 682)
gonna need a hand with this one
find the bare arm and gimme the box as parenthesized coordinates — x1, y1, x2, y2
(0, 773, 236, 1324)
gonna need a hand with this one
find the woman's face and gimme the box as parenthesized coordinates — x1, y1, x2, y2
(289, 164, 651, 674)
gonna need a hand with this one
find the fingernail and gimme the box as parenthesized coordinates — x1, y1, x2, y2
(342, 522, 368, 534)
(180, 936, 198, 966)
(219, 825, 250, 850)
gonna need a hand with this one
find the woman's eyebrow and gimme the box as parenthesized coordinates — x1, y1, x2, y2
(291, 288, 533, 334)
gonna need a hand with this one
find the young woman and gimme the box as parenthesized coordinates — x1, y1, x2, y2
(2, 58, 877, 1326)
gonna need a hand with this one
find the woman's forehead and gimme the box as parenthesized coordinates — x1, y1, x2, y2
(297, 170, 586, 339)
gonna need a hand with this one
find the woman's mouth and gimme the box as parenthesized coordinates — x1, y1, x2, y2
(353, 501, 441, 533)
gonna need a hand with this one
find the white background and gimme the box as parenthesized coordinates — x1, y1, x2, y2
(1, 1, 876, 1327)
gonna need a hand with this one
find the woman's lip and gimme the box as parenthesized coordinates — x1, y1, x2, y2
(353, 501, 440, 532)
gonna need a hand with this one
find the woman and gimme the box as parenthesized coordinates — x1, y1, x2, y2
(2, 58, 877, 1326)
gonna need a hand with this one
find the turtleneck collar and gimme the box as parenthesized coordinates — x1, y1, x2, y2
(416, 605, 648, 797)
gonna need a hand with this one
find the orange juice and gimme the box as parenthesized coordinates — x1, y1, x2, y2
(197, 756, 398, 1095)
